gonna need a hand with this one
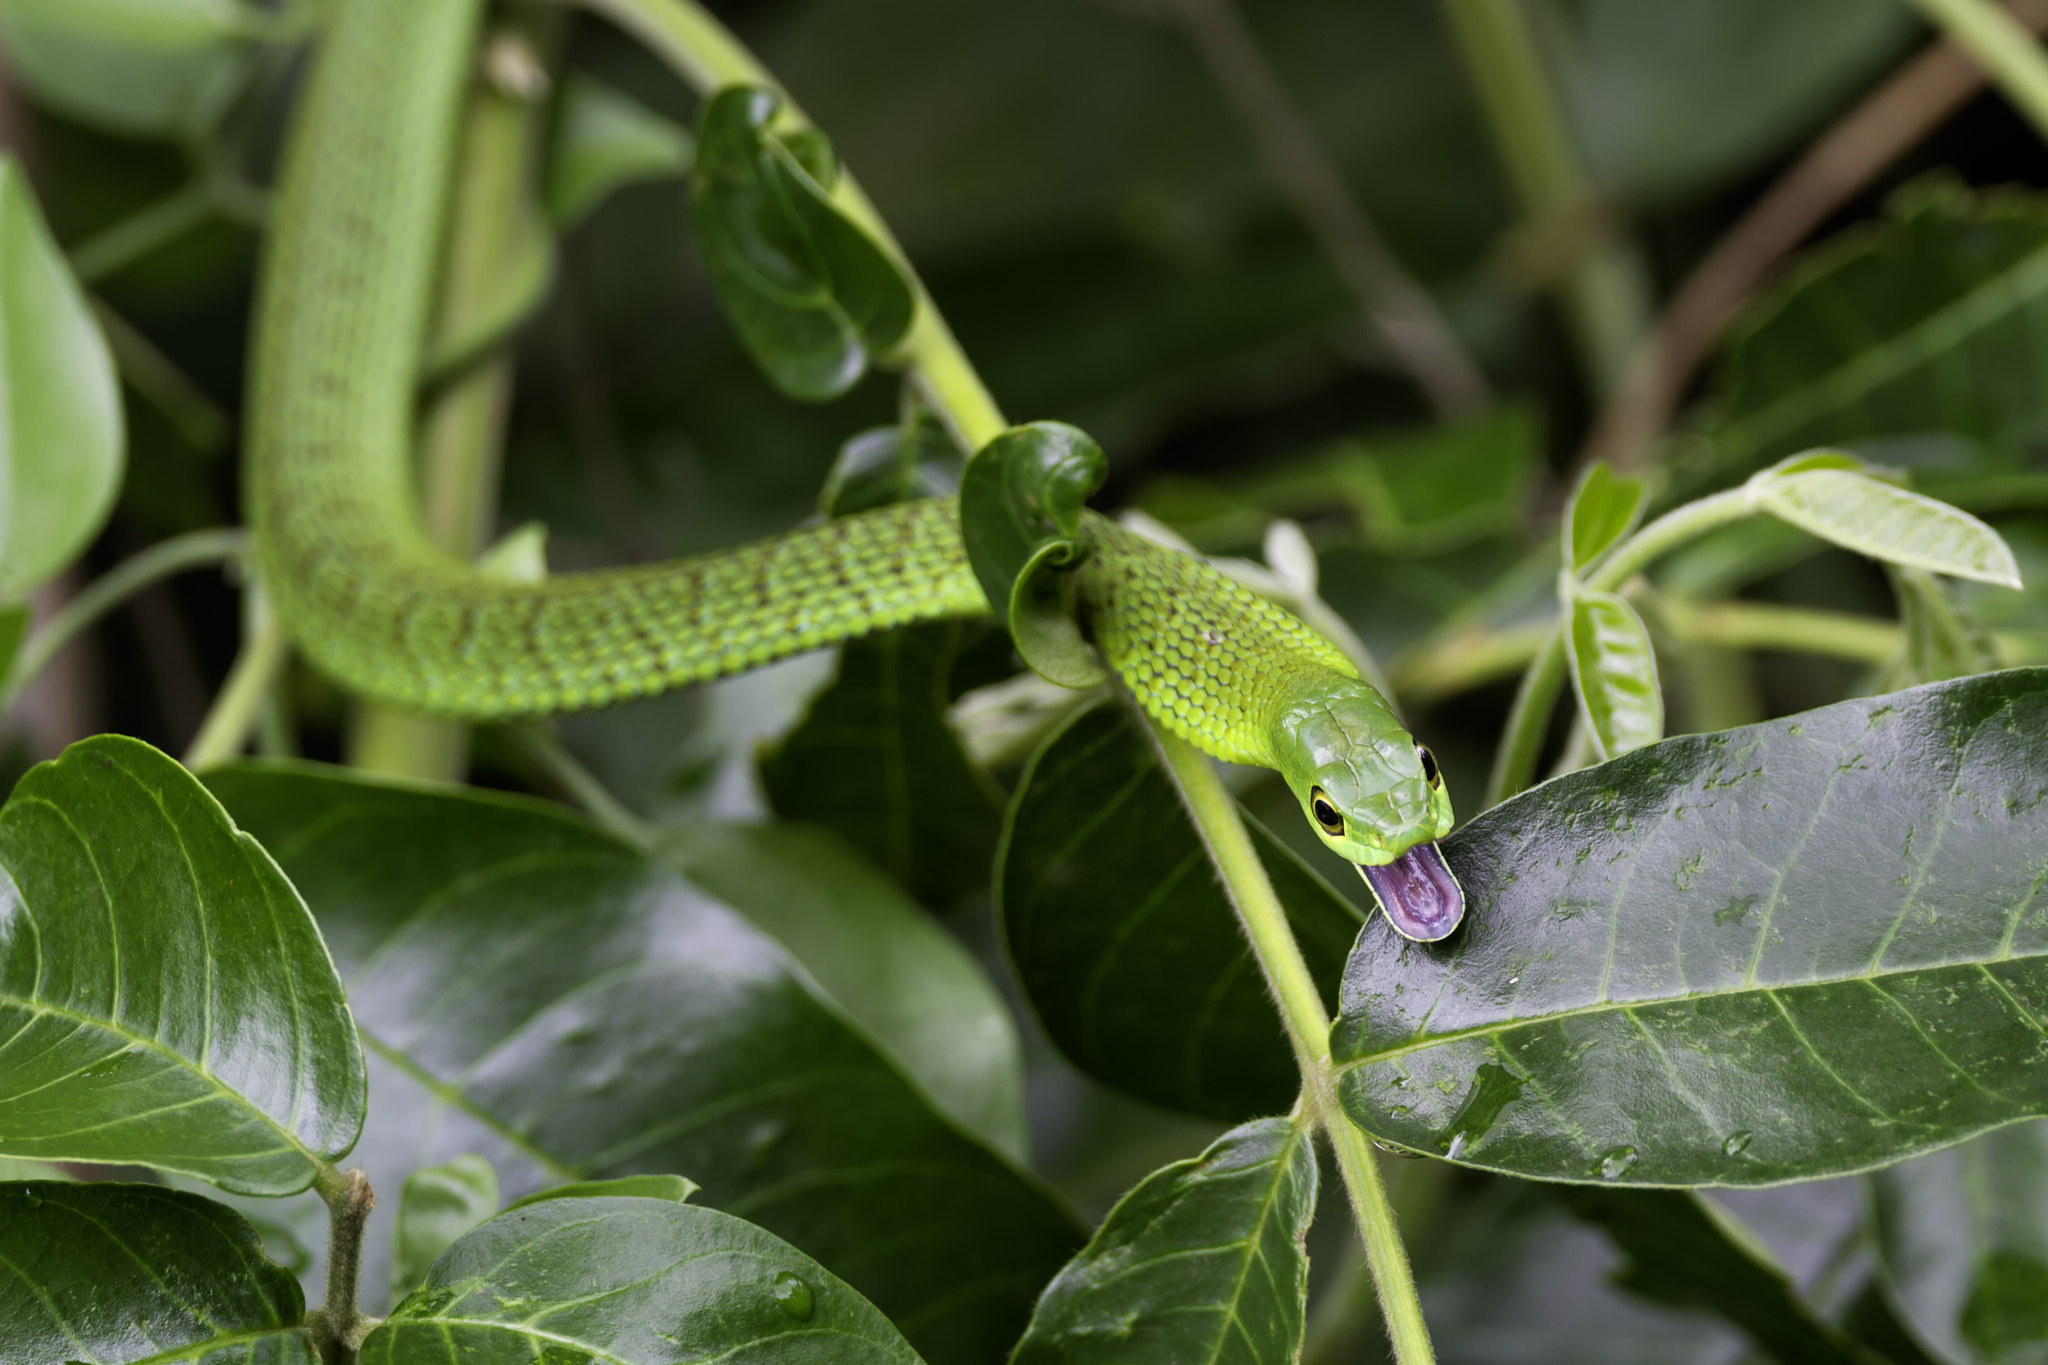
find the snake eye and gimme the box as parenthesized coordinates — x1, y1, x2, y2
(1416, 742, 1442, 790)
(1309, 786, 1345, 838)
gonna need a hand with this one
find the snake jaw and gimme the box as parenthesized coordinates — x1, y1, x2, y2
(1357, 842, 1465, 941)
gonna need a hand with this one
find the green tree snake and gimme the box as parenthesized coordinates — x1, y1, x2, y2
(246, 0, 1464, 939)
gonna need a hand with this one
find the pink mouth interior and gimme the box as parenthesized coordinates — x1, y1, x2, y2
(1357, 841, 1464, 941)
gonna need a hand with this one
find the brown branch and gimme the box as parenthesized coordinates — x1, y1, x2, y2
(1579, 0, 2048, 473)
(1168, 0, 1493, 417)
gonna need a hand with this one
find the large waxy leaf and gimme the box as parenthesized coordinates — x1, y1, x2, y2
(205, 763, 1080, 1365)
(663, 819, 1027, 1162)
(0, 158, 123, 598)
(0, 736, 362, 1195)
(1701, 188, 2048, 480)
(999, 701, 1362, 1120)
(0, 1182, 312, 1365)
(363, 1197, 924, 1365)
(691, 85, 915, 401)
(758, 622, 1007, 910)
(1011, 1116, 1315, 1364)
(1333, 669, 2048, 1186)
(0, 0, 257, 139)
(1874, 1121, 2048, 1365)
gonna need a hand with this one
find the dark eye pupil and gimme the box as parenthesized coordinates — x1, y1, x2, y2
(1416, 744, 1440, 785)
(1310, 791, 1343, 835)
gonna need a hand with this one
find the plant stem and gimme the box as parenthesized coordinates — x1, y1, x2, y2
(1661, 600, 1901, 664)
(1485, 489, 1751, 805)
(3, 529, 248, 711)
(350, 20, 551, 781)
(185, 605, 289, 770)
(506, 723, 657, 849)
(1910, 0, 2048, 142)
(1150, 719, 1435, 1365)
(565, 0, 1007, 449)
(1438, 0, 1650, 398)
(69, 182, 213, 285)
(1169, 0, 1491, 417)
(311, 1166, 376, 1365)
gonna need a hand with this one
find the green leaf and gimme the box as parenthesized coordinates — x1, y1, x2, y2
(1332, 669, 2048, 1186)
(504, 1173, 699, 1212)
(1874, 1121, 2048, 1365)
(0, 0, 258, 138)
(364, 1197, 925, 1365)
(1560, 1187, 1879, 1365)
(392, 1155, 500, 1301)
(959, 421, 1109, 688)
(1566, 588, 1663, 759)
(204, 763, 1081, 1365)
(0, 736, 363, 1195)
(664, 819, 1028, 1162)
(1754, 467, 2022, 589)
(1703, 186, 2048, 480)
(690, 85, 915, 401)
(1011, 1116, 1315, 1364)
(1566, 462, 1647, 572)
(819, 416, 961, 518)
(999, 701, 1361, 1119)
(757, 621, 1006, 909)
(1886, 566, 2002, 690)
(0, 1182, 312, 1365)
(547, 73, 693, 230)
(0, 158, 123, 598)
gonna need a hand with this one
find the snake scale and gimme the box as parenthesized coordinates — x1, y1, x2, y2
(247, 0, 1463, 938)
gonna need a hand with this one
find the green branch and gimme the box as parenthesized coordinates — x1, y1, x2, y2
(184, 604, 289, 771)
(1150, 719, 1435, 1365)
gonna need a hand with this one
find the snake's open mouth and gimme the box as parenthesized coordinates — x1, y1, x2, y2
(1357, 842, 1464, 941)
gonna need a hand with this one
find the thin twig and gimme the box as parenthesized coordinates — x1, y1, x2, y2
(312, 1167, 376, 1365)
(1167, 0, 1491, 417)
(1580, 0, 2048, 473)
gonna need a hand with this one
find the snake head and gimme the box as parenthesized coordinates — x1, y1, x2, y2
(1273, 677, 1453, 866)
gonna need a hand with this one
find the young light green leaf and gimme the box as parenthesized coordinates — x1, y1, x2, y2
(392, 1155, 500, 1301)
(1561, 1187, 1879, 1365)
(0, 158, 122, 598)
(1873, 1122, 2048, 1365)
(364, 1198, 925, 1365)
(504, 1173, 699, 1212)
(691, 85, 914, 401)
(665, 819, 1027, 1162)
(547, 73, 694, 230)
(0, 1182, 312, 1364)
(205, 763, 1081, 1364)
(0, 736, 363, 1195)
(1011, 1116, 1316, 1365)
(0, 0, 256, 139)
(1334, 669, 2048, 1186)
(1885, 565, 2001, 690)
(1566, 588, 1664, 759)
(999, 701, 1362, 1120)
(1755, 468, 2021, 588)
(1567, 461, 1648, 571)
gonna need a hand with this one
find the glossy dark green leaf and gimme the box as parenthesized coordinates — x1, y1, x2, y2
(757, 621, 1006, 909)
(0, 736, 363, 1195)
(1011, 1116, 1315, 1364)
(1560, 1187, 1878, 1365)
(505, 1173, 699, 1212)
(205, 763, 1081, 1365)
(1874, 1121, 2048, 1365)
(391, 1155, 499, 1301)
(547, 73, 693, 229)
(1566, 589, 1663, 759)
(663, 819, 1027, 1162)
(0, 1182, 312, 1365)
(691, 85, 914, 401)
(363, 1197, 924, 1365)
(0, 0, 258, 139)
(1703, 186, 2048, 480)
(1333, 669, 2048, 1186)
(819, 416, 961, 517)
(1754, 468, 2021, 589)
(0, 157, 123, 598)
(959, 421, 1108, 687)
(1567, 462, 1647, 572)
(999, 701, 1362, 1120)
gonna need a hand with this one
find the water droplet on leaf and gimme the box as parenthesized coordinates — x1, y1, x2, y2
(1597, 1146, 1638, 1180)
(1722, 1131, 1753, 1157)
(771, 1270, 813, 1321)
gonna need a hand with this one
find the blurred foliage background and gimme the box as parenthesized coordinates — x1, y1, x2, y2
(12, 0, 2048, 1359)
